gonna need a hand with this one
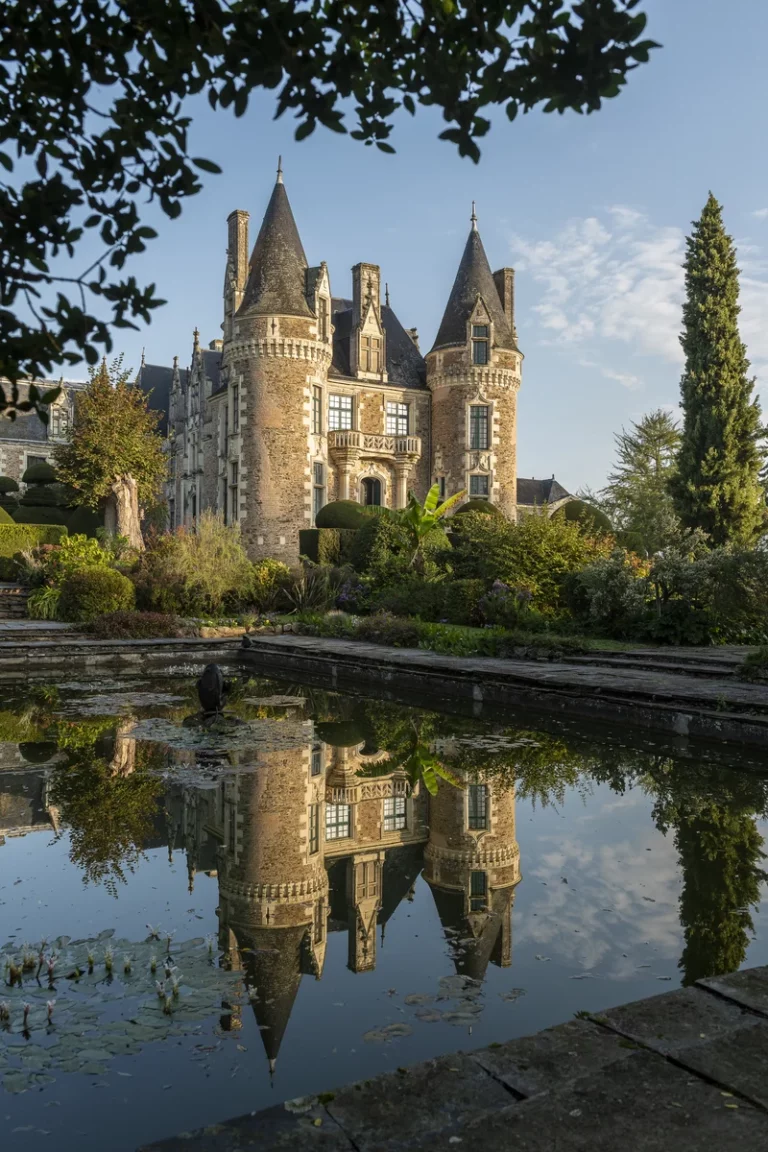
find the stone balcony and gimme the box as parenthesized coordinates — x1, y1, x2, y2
(328, 429, 422, 460)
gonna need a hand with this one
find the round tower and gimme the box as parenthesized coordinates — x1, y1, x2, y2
(217, 736, 329, 1073)
(424, 768, 521, 977)
(224, 160, 333, 561)
(426, 205, 522, 519)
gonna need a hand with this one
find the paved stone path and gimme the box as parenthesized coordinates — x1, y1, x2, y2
(240, 634, 768, 749)
(140, 966, 768, 1151)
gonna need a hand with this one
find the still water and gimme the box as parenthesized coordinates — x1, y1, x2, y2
(2, 665, 768, 1150)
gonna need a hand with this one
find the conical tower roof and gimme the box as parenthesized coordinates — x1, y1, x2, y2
(431, 213, 513, 352)
(238, 162, 312, 318)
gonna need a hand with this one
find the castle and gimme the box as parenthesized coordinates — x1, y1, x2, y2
(159, 161, 524, 562)
(1, 162, 577, 549)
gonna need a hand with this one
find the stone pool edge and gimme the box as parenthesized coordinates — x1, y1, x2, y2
(140, 965, 768, 1151)
(240, 634, 768, 750)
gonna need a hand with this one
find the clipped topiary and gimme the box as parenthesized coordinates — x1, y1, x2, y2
(12, 505, 68, 526)
(315, 499, 379, 531)
(66, 506, 103, 538)
(19, 486, 60, 506)
(560, 499, 613, 535)
(22, 461, 57, 485)
(58, 567, 136, 623)
(0, 476, 20, 494)
(453, 499, 505, 519)
(0, 506, 14, 525)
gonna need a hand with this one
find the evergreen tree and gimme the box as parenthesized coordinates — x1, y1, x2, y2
(671, 193, 766, 546)
(601, 409, 681, 554)
(55, 356, 166, 550)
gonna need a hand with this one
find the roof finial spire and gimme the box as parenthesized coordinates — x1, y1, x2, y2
(140, 347, 146, 370)
(276, 155, 283, 184)
(385, 282, 390, 307)
(471, 201, 477, 231)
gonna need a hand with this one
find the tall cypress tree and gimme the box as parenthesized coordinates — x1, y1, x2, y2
(671, 193, 766, 546)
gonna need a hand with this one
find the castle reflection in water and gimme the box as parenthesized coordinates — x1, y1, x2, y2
(162, 721, 521, 1074)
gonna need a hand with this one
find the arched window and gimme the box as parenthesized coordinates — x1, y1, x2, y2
(362, 477, 382, 506)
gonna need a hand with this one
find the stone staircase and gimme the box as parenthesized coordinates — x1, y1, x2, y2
(0, 583, 29, 621)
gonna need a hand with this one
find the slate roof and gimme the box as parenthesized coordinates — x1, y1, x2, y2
(135, 364, 175, 436)
(330, 298, 427, 390)
(0, 379, 84, 443)
(238, 179, 312, 318)
(432, 226, 514, 353)
(516, 477, 572, 507)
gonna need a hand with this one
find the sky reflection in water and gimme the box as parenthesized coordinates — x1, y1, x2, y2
(2, 668, 768, 1151)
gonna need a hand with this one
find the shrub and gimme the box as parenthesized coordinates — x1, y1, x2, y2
(58, 567, 136, 622)
(448, 510, 612, 614)
(452, 499, 505, 519)
(0, 523, 67, 579)
(0, 476, 19, 493)
(299, 527, 357, 566)
(21, 461, 57, 485)
(335, 576, 373, 614)
(67, 506, 103, 538)
(0, 506, 14, 525)
(370, 578, 445, 621)
(355, 612, 422, 647)
(478, 579, 551, 632)
(739, 647, 768, 683)
(248, 557, 293, 612)
(564, 552, 649, 638)
(316, 500, 377, 530)
(132, 512, 252, 615)
(82, 611, 184, 639)
(12, 505, 68, 525)
(351, 515, 445, 583)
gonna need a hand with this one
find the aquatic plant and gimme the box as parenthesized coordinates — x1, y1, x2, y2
(47, 1000, 55, 1024)
(104, 947, 114, 974)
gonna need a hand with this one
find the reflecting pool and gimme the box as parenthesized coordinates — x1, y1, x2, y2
(2, 666, 768, 1150)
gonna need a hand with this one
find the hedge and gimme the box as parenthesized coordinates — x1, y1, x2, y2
(0, 523, 68, 579)
(66, 506, 103, 538)
(0, 507, 14, 525)
(299, 527, 357, 566)
(0, 476, 19, 494)
(453, 499, 505, 519)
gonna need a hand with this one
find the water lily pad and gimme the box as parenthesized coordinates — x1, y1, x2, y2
(362, 1023, 413, 1043)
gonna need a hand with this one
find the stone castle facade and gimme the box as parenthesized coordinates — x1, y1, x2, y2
(160, 164, 524, 562)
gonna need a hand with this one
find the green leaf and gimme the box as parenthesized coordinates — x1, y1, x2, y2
(191, 157, 222, 174)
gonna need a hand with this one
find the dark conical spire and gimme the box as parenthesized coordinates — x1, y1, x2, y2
(238, 167, 311, 317)
(431, 217, 513, 352)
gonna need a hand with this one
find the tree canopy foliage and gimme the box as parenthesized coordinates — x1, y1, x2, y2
(0, 0, 656, 415)
(54, 355, 166, 509)
(600, 409, 682, 554)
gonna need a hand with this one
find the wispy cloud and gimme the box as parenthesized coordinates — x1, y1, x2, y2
(509, 206, 768, 389)
(752, 208, 768, 220)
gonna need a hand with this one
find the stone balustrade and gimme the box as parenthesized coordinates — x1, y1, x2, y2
(328, 430, 422, 460)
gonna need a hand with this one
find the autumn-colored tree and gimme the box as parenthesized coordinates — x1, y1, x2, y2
(55, 356, 166, 549)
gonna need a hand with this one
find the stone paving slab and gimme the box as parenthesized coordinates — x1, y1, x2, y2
(697, 964, 768, 1016)
(471, 1017, 636, 1096)
(325, 1053, 512, 1152)
(593, 986, 757, 1054)
(141, 972, 768, 1152)
(415, 1048, 768, 1152)
(137, 1101, 353, 1151)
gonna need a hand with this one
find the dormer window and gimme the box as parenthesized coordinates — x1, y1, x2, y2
(362, 335, 382, 373)
(318, 296, 330, 342)
(472, 324, 489, 365)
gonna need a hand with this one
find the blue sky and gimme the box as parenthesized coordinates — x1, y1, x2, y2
(109, 0, 768, 492)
